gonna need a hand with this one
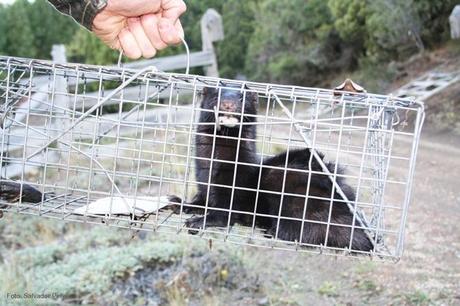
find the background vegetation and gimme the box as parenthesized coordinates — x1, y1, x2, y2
(0, 0, 457, 87)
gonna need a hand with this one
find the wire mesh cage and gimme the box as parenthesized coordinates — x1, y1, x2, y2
(0, 56, 424, 261)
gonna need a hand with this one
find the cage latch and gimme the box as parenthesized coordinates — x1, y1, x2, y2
(384, 107, 397, 130)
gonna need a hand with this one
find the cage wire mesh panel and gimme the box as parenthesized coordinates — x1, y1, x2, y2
(0, 56, 424, 261)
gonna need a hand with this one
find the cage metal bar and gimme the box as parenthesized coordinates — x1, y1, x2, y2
(396, 103, 425, 257)
(324, 100, 348, 248)
(225, 85, 248, 237)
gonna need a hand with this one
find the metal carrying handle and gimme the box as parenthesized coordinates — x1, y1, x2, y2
(117, 37, 191, 75)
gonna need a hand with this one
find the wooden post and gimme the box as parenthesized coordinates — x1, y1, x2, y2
(450, 5, 460, 40)
(201, 9, 224, 77)
(51, 45, 67, 64)
(51, 45, 70, 152)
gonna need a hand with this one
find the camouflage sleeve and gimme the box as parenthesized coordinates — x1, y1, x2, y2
(47, 0, 108, 31)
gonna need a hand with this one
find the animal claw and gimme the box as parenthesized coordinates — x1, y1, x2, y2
(185, 216, 205, 235)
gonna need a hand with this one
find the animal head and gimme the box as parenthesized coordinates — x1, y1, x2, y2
(200, 83, 258, 130)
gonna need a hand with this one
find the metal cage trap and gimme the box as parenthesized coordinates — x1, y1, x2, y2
(0, 55, 424, 261)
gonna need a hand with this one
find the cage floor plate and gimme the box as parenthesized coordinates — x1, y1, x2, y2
(1, 194, 392, 260)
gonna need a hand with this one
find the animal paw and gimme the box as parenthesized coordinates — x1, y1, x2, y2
(164, 195, 205, 215)
(185, 216, 205, 235)
(266, 225, 300, 242)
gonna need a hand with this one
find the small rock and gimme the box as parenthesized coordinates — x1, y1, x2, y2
(220, 269, 229, 281)
(257, 296, 269, 305)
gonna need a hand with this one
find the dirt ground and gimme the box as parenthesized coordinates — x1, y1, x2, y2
(236, 130, 460, 305)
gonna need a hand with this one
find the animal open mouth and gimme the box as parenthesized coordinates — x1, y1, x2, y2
(218, 116, 240, 128)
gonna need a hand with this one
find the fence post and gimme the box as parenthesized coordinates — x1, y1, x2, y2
(201, 9, 224, 77)
(51, 45, 70, 153)
(51, 45, 67, 64)
(450, 5, 460, 39)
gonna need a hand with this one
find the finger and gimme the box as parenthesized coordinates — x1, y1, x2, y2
(96, 31, 121, 50)
(118, 28, 142, 59)
(127, 17, 157, 58)
(161, 0, 187, 23)
(93, 30, 120, 50)
(141, 14, 168, 51)
(92, 17, 123, 50)
(158, 18, 182, 45)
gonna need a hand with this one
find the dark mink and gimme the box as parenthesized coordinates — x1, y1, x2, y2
(169, 84, 261, 232)
(167, 84, 374, 252)
(256, 148, 374, 251)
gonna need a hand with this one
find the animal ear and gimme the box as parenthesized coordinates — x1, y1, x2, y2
(245, 91, 259, 105)
(202, 87, 217, 97)
(243, 84, 258, 105)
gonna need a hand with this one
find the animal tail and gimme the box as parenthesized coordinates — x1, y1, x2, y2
(351, 226, 375, 252)
(0, 180, 45, 204)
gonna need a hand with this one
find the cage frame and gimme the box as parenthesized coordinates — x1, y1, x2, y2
(0, 56, 425, 261)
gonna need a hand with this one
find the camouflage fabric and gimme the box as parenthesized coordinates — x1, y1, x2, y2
(48, 0, 108, 30)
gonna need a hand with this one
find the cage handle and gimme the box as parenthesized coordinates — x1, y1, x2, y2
(117, 37, 191, 75)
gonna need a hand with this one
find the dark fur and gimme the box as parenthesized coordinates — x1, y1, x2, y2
(256, 149, 374, 251)
(170, 85, 261, 231)
(168, 85, 373, 251)
(0, 180, 44, 205)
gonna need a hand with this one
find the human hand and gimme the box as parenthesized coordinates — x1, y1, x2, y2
(92, 0, 186, 59)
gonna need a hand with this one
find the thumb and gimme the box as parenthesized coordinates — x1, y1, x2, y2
(161, 0, 187, 23)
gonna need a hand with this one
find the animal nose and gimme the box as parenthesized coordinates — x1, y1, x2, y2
(220, 101, 236, 113)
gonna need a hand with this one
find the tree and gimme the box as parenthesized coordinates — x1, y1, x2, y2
(0, 4, 7, 54)
(415, 0, 458, 46)
(328, 0, 367, 50)
(328, 0, 427, 62)
(0, 0, 78, 59)
(366, 0, 424, 61)
(1, 0, 456, 85)
(178, 0, 224, 52)
(1, 0, 36, 58)
(246, 0, 351, 85)
(217, 0, 257, 78)
(67, 28, 120, 65)
(28, 0, 78, 59)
